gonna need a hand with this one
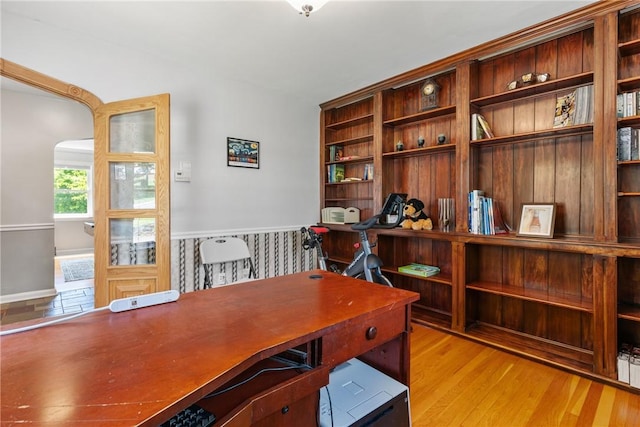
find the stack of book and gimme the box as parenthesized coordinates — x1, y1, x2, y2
(617, 91, 640, 118)
(468, 190, 510, 235)
(398, 263, 440, 278)
(617, 127, 640, 161)
(553, 85, 594, 128)
(471, 113, 494, 140)
(363, 163, 374, 180)
(326, 164, 345, 183)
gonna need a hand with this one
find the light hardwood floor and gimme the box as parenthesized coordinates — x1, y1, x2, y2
(409, 324, 640, 426)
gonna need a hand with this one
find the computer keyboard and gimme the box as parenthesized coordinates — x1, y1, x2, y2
(160, 403, 216, 427)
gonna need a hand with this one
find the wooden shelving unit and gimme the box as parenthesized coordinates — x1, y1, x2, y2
(319, 2, 640, 390)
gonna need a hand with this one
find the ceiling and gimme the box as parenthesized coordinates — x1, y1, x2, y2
(2, 0, 598, 104)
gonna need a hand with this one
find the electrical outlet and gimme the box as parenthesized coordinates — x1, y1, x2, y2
(216, 273, 226, 285)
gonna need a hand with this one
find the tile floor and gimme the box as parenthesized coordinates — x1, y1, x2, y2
(0, 255, 95, 325)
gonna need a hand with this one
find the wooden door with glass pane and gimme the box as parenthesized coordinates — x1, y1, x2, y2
(93, 94, 170, 308)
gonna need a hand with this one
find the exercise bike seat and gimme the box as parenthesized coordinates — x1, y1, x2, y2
(309, 225, 330, 234)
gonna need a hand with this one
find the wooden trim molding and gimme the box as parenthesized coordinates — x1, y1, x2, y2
(0, 58, 102, 110)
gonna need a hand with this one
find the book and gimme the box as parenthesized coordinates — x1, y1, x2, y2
(398, 263, 440, 278)
(468, 189, 485, 234)
(363, 163, 374, 180)
(618, 127, 632, 161)
(468, 191, 510, 235)
(574, 85, 594, 125)
(553, 90, 576, 128)
(627, 92, 636, 118)
(471, 113, 483, 140)
(476, 114, 495, 138)
(471, 113, 494, 140)
(632, 128, 640, 161)
(617, 94, 625, 118)
(552, 84, 593, 128)
(492, 201, 511, 234)
(334, 164, 345, 182)
(329, 145, 344, 162)
(326, 164, 345, 183)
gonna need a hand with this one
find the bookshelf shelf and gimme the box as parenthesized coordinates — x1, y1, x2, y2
(618, 192, 640, 197)
(384, 268, 452, 286)
(326, 134, 374, 147)
(324, 180, 373, 187)
(467, 281, 593, 312)
(618, 160, 640, 166)
(618, 304, 640, 322)
(619, 38, 640, 57)
(470, 72, 594, 108)
(383, 105, 456, 127)
(325, 155, 374, 165)
(466, 323, 594, 373)
(325, 113, 373, 130)
(382, 143, 455, 158)
(470, 124, 593, 147)
(618, 115, 640, 127)
(618, 76, 640, 93)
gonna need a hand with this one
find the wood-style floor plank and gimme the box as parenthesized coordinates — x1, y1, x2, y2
(410, 324, 640, 427)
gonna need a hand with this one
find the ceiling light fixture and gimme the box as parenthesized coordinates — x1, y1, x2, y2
(287, 0, 329, 17)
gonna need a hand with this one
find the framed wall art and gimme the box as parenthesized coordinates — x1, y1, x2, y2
(227, 137, 259, 169)
(516, 203, 556, 238)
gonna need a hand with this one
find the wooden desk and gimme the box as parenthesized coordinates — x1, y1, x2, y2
(1, 270, 418, 426)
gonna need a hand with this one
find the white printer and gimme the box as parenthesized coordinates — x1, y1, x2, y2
(319, 357, 411, 427)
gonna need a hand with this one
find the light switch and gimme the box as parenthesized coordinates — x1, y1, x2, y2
(175, 161, 191, 182)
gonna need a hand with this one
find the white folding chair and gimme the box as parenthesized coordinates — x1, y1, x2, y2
(200, 237, 256, 287)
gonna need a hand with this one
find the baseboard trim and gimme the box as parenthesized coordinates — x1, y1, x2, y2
(0, 288, 57, 304)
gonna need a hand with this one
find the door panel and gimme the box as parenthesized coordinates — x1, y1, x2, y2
(94, 94, 170, 307)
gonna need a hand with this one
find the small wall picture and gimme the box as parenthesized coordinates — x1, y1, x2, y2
(517, 203, 556, 238)
(227, 137, 259, 169)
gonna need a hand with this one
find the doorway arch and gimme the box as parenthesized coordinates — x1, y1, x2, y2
(1, 58, 172, 307)
(1, 59, 100, 303)
(0, 59, 102, 110)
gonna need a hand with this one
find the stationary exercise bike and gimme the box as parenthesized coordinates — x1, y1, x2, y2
(301, 193, 406, 286)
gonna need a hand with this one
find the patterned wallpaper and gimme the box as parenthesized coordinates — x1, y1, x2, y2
(170, 229, 317, 293)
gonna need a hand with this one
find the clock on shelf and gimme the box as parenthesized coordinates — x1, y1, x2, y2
(420, 78, 440, 111)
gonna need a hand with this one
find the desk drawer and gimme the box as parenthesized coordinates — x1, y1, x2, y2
(323, 306, 407, 367)
(213, 364, 329, 427)
(250, 365, 328, 423)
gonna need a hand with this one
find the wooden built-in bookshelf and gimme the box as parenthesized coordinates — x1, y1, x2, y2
(318, 2, 640, 391)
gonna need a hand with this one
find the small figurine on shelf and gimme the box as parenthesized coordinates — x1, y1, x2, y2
(418, 136, 425, 148)
(396, 140, 404, 151)
(437, 134, 447, 145)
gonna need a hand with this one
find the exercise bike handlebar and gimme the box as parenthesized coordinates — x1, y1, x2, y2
(350, 206, 404, 231)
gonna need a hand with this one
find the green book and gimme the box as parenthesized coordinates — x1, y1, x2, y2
(398, 263, 440, 278)
(334, 164, 345, 182)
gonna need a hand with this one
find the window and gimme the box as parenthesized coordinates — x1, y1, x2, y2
(54, 164, 93, 217)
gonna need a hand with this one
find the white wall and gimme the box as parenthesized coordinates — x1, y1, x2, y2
(1, 89, 94, 297)
(1, 7, 321, 238)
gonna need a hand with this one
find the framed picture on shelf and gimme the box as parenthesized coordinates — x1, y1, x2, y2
(516, 203, 556, 238)
(227, 137, 260, 169)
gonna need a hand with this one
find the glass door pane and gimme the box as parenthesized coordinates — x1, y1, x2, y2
(109, 109, 156, 153)
(110, 162, 156, 209)
(110, 218, 156, 265)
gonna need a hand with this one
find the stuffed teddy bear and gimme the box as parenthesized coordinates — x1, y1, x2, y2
(400, 198, 433, 230)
